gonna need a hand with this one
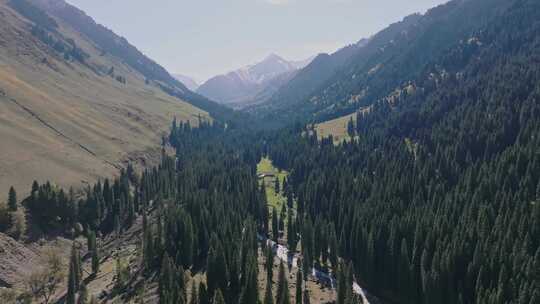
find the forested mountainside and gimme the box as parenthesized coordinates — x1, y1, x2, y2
(253, 0, 518, 127)
(246, 38, 369, 126)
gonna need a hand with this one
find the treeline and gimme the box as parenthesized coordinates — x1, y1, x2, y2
(16, 164, 138, 235)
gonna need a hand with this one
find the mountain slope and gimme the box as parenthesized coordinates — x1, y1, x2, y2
(255, 0, 516, 125)
(29, 0, 232, 121)
(173, 74, 199, 91)
(247, 38, 370, 120)
(0, 0, 208, 199)
(197, 54, 313, 108)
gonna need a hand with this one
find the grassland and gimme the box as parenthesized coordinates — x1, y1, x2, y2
(314, 106, 372, 145)
(0, 1, 208, 201)
(314, 113, 356, 144)
(257, 157, 288, 211)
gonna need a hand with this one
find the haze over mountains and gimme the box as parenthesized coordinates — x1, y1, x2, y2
(173, 74, 200, 91)
(196, 54, 314, 108)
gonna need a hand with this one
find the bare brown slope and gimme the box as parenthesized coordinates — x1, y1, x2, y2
(0, 0, 208, 200)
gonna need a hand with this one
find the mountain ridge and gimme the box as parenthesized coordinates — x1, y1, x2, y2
(196, 53, 314, 108)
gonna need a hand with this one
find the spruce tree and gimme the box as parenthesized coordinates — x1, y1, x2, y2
(264, 277, 274, 304)
(287, 208, 296, 252)
(69, 244, 82, 291)
(199, 283, 210, 304)
(266, 245, 274, 281)
(91, 245, 99, 275)
(77, 282, 88, 304)
(336, 263, 346, 304)
(276, 261, 290, 304)
(206, 237, 229, 297)
(67, 262, 77, 304)
(8, 186, 17, 211)
(295, 268, 303, 304)
(272, 207, 279, 241)
(238, 254, 258, 304)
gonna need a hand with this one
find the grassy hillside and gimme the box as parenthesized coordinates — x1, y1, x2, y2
(0, 0, 208, 200)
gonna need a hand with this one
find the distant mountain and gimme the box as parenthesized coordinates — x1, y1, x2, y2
(173, 74, 199, 91)
(247, 38, 370, 119)
(197, 54, 314, 108)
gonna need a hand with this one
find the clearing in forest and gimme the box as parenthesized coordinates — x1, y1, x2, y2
(257, 157, 288, 212)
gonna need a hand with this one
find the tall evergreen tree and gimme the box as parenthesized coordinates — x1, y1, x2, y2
(199, 283, 210, 304)
(67, 260, 77, 304)
(206, 236, 229, 297)
(238, 254, 258, 304)
(295, 268, 303, 304)
(8, 186, 17, 211)
(77, 282, 88, 304)
(266, 245, 274, 281)
(264, 277, 274, 304)
(276, 261, 290, 304)
(272, 207, 279, 242)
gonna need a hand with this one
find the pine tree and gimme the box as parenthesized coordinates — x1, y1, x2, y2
(239, 254, 258, 304)
(86, 230, 99, 275)
(77, 282, 88, 304)
(199, 283, 210, 304)
(67, 261, 77, 304)
(336, 263, 347, 304)
(287, 208, 297, 252)
(69, 244, 82, 291)
(264, 277, 274, 304)
(296, 268, 303, 304)
(8, 186, 17, 211)
(272, 207, 279, 242)
(276, 261, 290, 304)
(266, 245, 274, 281)
(347, 116, 355, 137)
(206, 237, 229, 297)
(159, 254, 177, 304)
(91, 245, 99, 275)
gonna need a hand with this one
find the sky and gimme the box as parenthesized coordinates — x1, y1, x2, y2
(67, 0, 449, 82)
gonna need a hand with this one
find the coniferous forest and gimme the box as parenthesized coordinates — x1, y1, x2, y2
(2, 0, 540, 304)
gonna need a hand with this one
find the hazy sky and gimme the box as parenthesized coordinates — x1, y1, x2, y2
(67, 0, 448, 82)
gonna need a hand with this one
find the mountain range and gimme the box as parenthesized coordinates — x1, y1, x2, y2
(196, 54, 314, 108)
